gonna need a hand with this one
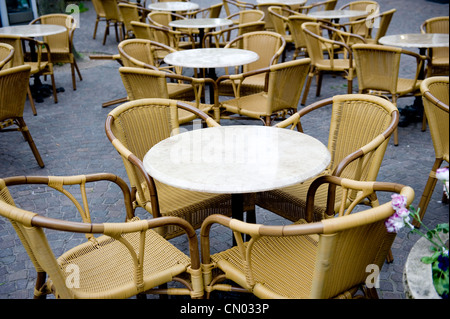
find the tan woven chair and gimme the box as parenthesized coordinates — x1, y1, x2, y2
(227, 8, 265, 25)
(338, 9, 396, 45)
(256, 3, 289, 31)
(297, 0, 337, 14)
(0, 43, 14, 70)
(118, 2, 142, 39)
(0, 65, 44, 168)
(0, 173, 204, 299)
(100, 0, 125, 45)
(105, 98, 232, 239)
(268, 6, 298, 58)
(186, 2, 223, 20)
(256, 94, 399, 223)
(300, 22, 365, 105)
(201, 176, 414, 299)
(30, 14, 82, 91)
(131, 21, 196, 51)
(92, 0, 107, 39)
(216, 31, 286, 98)
(416, 76, 449, 226)
(203, 20, 266, 48)
(421, 16, 449, 76)
(218, 58, 310, 125)
(352, 43, 428, 146)
(0, 35, 57, 115)
(119, 66, 217, 122)
(222, 0, 255, 18)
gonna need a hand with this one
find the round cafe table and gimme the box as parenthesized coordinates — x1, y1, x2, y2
(169, 18, 233, 47)
(0, 24, 67, 38)
(143, 125, 331, 226)
(147, 1, 199, 12)
(307, 9, 368, 20)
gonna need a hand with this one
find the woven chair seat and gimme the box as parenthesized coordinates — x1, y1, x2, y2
(218, 73, 267, 97)
(139, 180, 231, 237)
(256, 171, 345, 222)
(222, 92, 279, 119)
(315, 59, 353, 72)
(211, 219, 319, 299)
(397, 78, 422, 96)
(51, 228, 191, 298)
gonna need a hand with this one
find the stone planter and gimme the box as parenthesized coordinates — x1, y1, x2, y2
(403, 233, 448, 299)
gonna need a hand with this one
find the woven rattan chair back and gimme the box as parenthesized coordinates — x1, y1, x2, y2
(0, 35, 24, 68)
(30, 14, 82, 90)
(0, 173, 203, 299)
(0, 65, 44, 167)
(118, 38, 171, 68)
(287, 14, 321, 60)
(118, 2, 141, 38)
(256, 94, 398, 223)
(222, 0, 255, 17)
(298, 0, 337, 13)
(416, 76, 449, 224)
(201, 176, 414, 299)
(218, 58, 310, 125)
(421, 16, 449, 76)
(256, 3, 288, 31)
(105, 98, 230, 239)
(92, 0, 106, 39)
(0, 43, 14, 70)
(228, 9, 265, 24)
(100, 0, 125, 44)
(368, 9, 396, 44)
(226, 31, 285, 73)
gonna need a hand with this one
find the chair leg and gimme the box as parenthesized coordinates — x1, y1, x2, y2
(71, 63, 76, 91)
(393, 127, 399, 146)
(33, 272, 48, 299)
(27, 85, 37, 116)
(415, 158, 443, 227)
(50, 74, 58, 103)
(301, 69, 314, 105)
(315, 72, 323, 97)
(421, 111, 427, 132)
(103, 22, 109, 45)
(17, 117, 45, 168)
(93, 17, 99, 39)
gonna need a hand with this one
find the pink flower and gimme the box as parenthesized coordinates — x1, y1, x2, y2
(385, 214, 405, 233)
(396, 207, 410, 218)
(391, 194, 407, 211)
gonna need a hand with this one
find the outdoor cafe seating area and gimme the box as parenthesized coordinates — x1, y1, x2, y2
(0, 0, 448, 301)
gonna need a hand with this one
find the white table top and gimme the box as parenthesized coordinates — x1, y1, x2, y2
(164, 48, 259, 69)
(169, 18, 233, 29)
(147, 1, 199, 11)
(0, 24, 67, 37)
(379, 33, 449, 49)
(307, 9, 368, 20)
(256, 0, 307, 5)
(143, 125, 331, 194)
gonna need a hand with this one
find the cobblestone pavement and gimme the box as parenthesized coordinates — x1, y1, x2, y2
(0, 0, 448, 300)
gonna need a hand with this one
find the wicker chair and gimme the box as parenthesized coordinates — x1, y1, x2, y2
(222, 0, 255, 18)
(216, 31, 286, 98)
(0, 43, 14, 70)
(256, 3, 289, 31)
(118, 2, 142, 39)
(268, 6, 298, 58)
(100, 0, 125, 45)
(186, 2, 223, 20)
(30, 14, 82, 91)
(203, 20, 266, 48)
(226, 9, 265, 25)
(256, 94, 399, 223)
(337, 9, 396, 45)
(201, 176, 414, 299)
(105, 98, 232, 239)
(119, 66, 217, 122)
(0, 35, 57, 115)
(218, 58, 310, 125)
(300, 22, 365, 105)
(352, 43, 428, 146)
(0, 65, 44, 168)
(421, 16, 449, 77)
(0, 173, 204, 299)
(416, 76, 449, 226)
(131, 21, 196, 51)
(92, 0, 107, 40)
(297, 0, 338, 14)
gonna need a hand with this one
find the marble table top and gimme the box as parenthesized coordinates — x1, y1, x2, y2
(143, 125, 331, 194)
(164, 48, 259, 69)
(379, 33, 449, 49)
(147, 1, 199, 11)
(0, 24, 67, 37)
(307, 9, 368, 20)
(256, 0, 307, 5)
(169, 18, 233, 29)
